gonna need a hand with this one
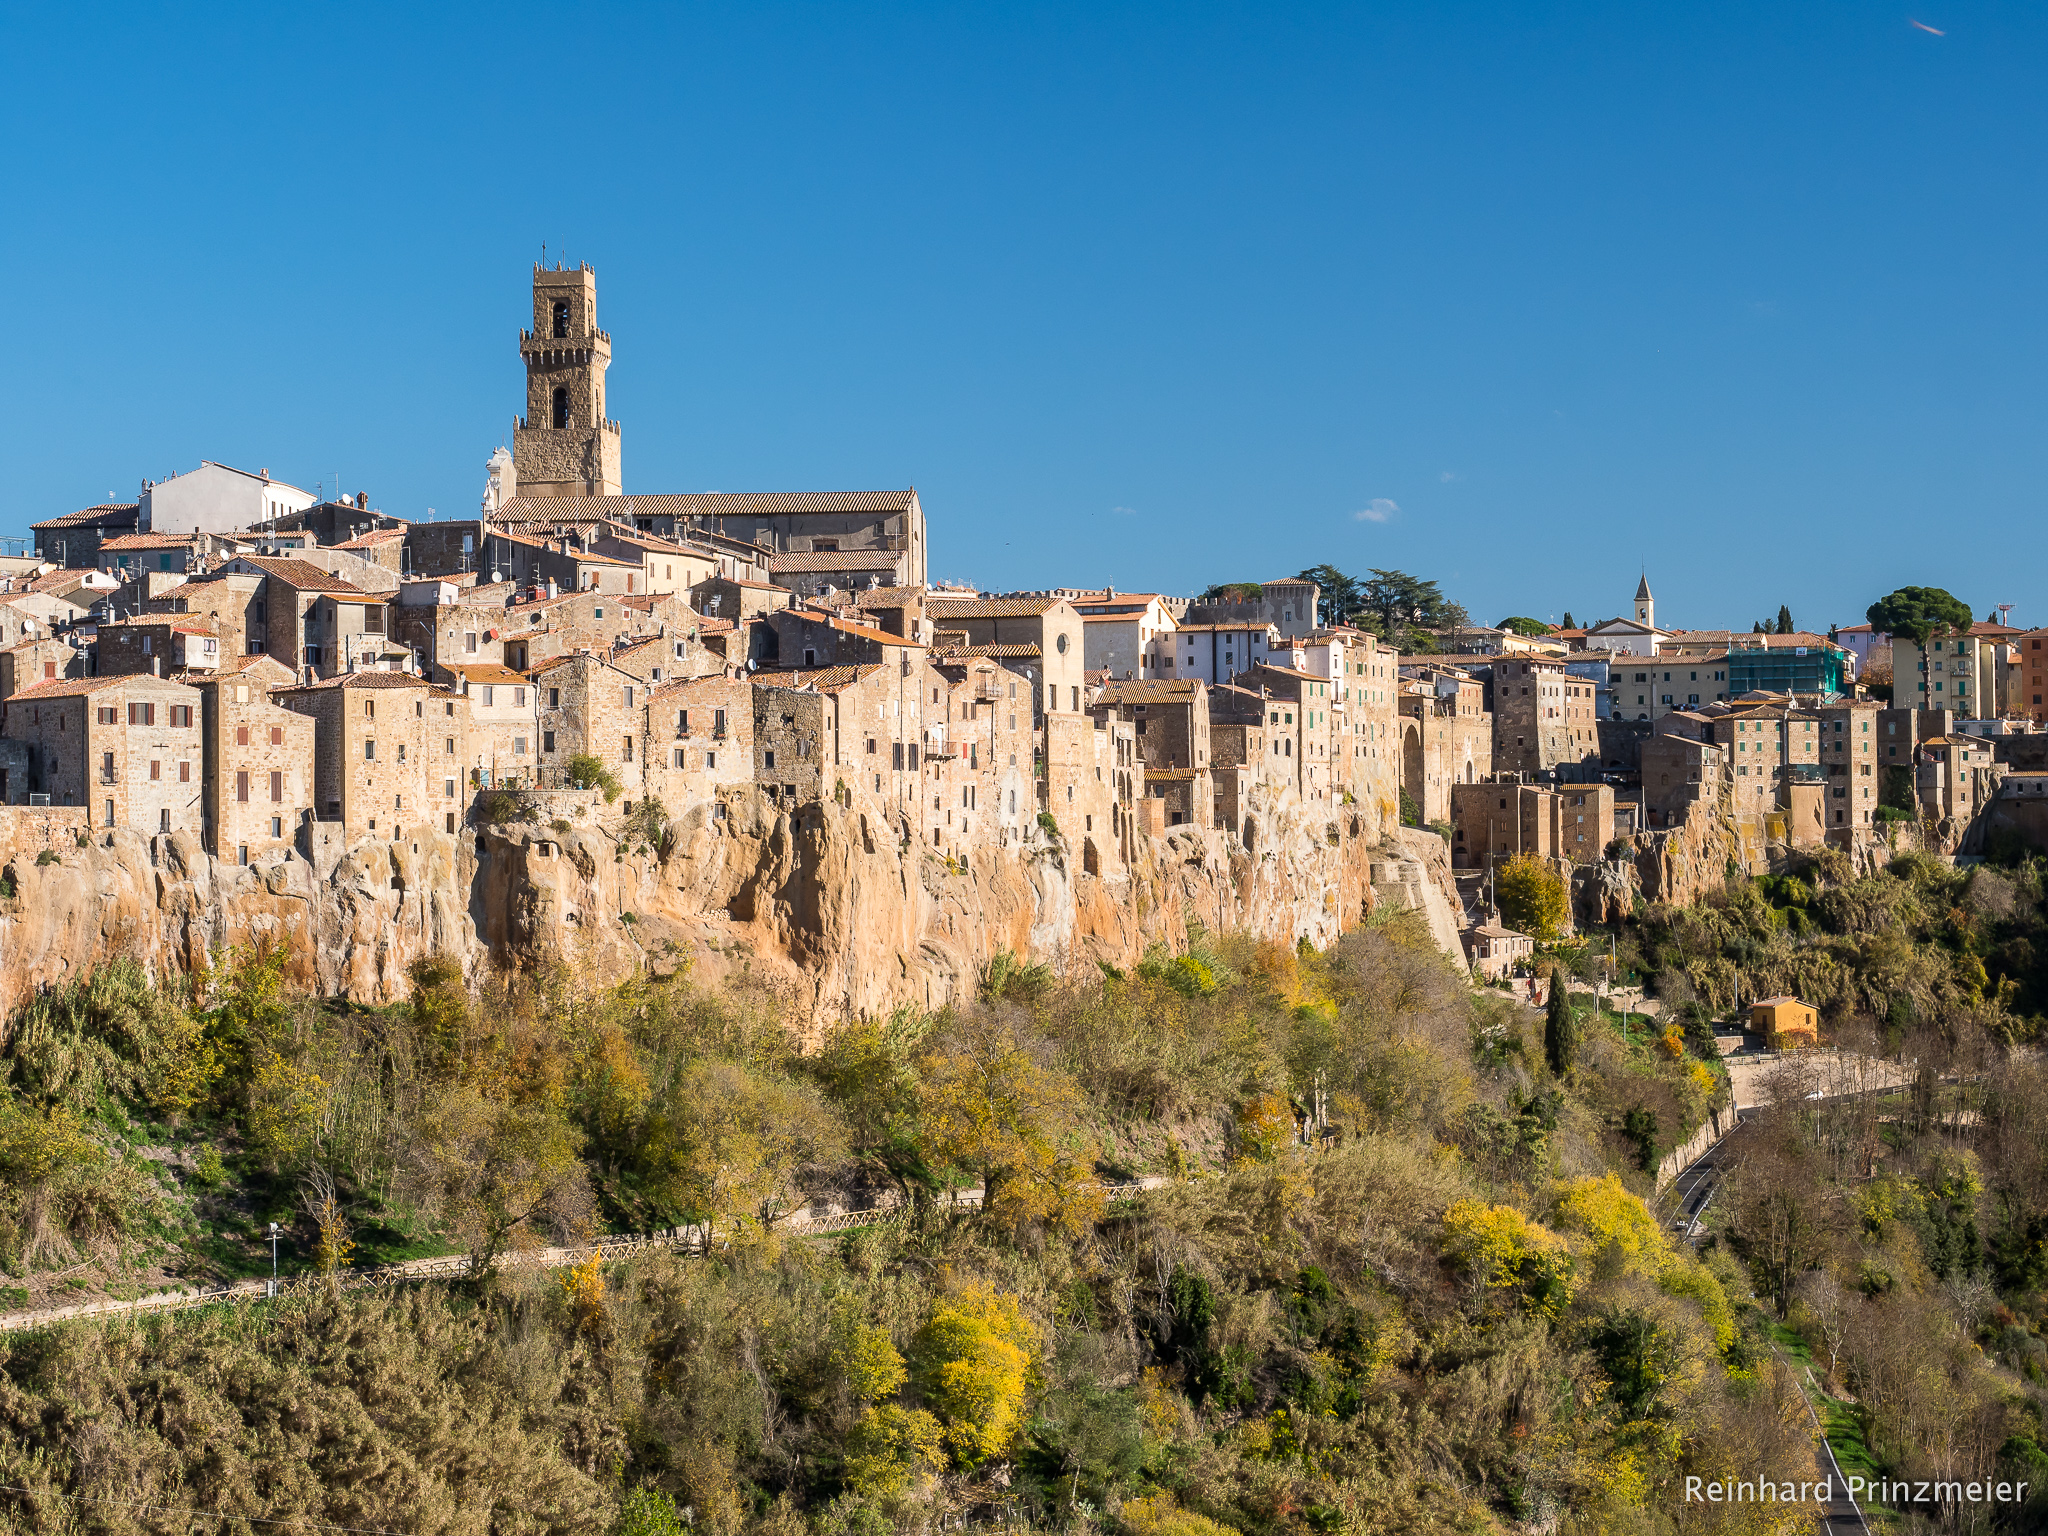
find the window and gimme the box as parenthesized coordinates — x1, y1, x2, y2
(543, 730, 556, 753)
(552, 386, 569, 428)
(765, 749, 776, 769)
(705, 751, 716, 769)
(236, 771, 250, 802)
(179, 761, 190, 783)
(127, 702, 154, 726)
(444, 779, 456, 798)
(169, 705, 191, 727)
(271, 816, 282, 837)
(481, 685, 494, 708)
(236, 725, 250, 747)
(551, 299, 569, 338)
(148, 759, 160, 781)
(465, 632, 477, 653)
(104, 799, 114, 827)
(364, 740, 376, 760)
(514, 736, 527, 756)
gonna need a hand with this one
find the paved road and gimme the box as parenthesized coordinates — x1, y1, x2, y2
(1662, 1112, 1745, 1239)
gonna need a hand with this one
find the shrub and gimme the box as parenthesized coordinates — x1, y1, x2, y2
(565, 754, 623, 803)
(1036, 810, 1060, 840)
(474, 789, 526, 826)
(35, 850, 58, 867)
(1441, 1198, 1575, 1315)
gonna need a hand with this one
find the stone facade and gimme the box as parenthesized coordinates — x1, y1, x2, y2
(1449, 780, 1615, 870)
(1, 674, 204, 834)
(533, 652, 647, 796)
(1489, 658, 1600, 779)
(1397, 668, 1492, 824)
(275, 673, 471, 844)
(0, 637, 82, 700)
(194, 656, 315, 863)
(443, 664, 540, 788)
(95, 618, 224, 678)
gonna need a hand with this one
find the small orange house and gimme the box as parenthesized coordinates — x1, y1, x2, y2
(1751, 995, 1819, 1050)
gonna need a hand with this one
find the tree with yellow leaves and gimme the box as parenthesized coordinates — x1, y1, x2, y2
(916, 1283, 1040, 1466)
(915, 1014, 1100, 1232)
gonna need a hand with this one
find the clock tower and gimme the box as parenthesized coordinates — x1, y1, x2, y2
(511, 263, 623, 500)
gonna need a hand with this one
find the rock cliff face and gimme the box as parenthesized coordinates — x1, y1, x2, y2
(0, 790, 1419, 1033)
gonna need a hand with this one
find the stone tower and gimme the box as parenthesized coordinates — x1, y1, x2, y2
(511, 264, 622, 500)
(1634, 572, 1654, 629)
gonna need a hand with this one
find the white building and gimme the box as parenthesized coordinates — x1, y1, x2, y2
(1071, 589, 1182, 680)
(141, 462, 318, 537)
(1167, 622, 1287, 684)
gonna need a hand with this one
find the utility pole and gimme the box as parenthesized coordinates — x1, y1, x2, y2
(268, 1222, 280, 1296)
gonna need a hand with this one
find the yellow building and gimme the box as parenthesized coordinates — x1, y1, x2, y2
(1751, 995, 1818, 1049)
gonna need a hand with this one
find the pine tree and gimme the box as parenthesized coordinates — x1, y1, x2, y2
(1775, 605, 1795, 634)
(1544, 980, 1579, 1080)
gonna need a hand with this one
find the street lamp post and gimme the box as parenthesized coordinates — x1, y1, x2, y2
(268, 1222, 280, 1297)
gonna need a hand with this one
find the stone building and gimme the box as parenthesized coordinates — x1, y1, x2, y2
(144, 571, 267, 658)
(768, 548, 913, 597)
(193, 655, 314, 864)
(1449, 779, 1615, 870)
(494, 589, 695, 673)
(772, 606, 928, 671)
(533, 652, 648, 796)
(643, 674, 756, 800)
(1229, 663, 1342, 807)
(31, 502, 140, 569)
(512, 264, 623, 499)
(1068, 590, 1182, 680)
(1639, 717, 1729, 831)
(215, 557, 392, 678)
(141, 461, 318, 537)
(1814, 700, 1882, 838)
(1090, 678, 1210, 772)
(1611, 654, 1731, 721)
(925, 596, 1088, 720)
(1, 674, 203, 833)
(1396, 667, 1492, 824)
(1182, 575, 1321, 639)
(1489, 657, 1600, 779)
(1890, 622, 2019, 717)
(95, 532, 210, 577)
(689, 575, 791, 625)
(0, 636, 82, 700)
(94, 618, 223, 678)
(442, 663, 539, 788)
(275, 672, 471, 842)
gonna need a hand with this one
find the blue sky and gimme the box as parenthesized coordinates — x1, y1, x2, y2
(1, 3, 2040, 631)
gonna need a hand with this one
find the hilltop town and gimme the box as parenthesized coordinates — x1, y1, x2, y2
(0, 264, 2039, 1004)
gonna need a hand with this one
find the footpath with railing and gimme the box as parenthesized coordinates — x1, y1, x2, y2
(0, 1178, 1167, 1336)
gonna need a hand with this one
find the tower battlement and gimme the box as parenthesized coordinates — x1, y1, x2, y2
(512, 264, 622, 499)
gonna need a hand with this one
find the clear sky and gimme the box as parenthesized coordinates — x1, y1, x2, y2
(1, 3, 2039, 632)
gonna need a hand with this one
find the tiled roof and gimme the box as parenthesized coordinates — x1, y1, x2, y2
(278, 670, 445, 692)
(96, 532, 198, 551)
(32, 503, 138, 531)
(927, 597, 1064, 620)
(333, 527, 407, 549)
(749, 665, 877, 692)
(8, 675, 130, 700)
(1097, 679, 1205, 704)
(768, 549, 906, 574)
(445, 663, 532, 685)
(1173, 622, 1275, 635)
(787, 609, 920, 647)
(502, 491, 916, 522)
(935, 642, 1042, 659)
(234, 557, 371, 595)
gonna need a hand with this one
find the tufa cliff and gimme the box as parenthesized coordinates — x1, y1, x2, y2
(0, 791, 1444, 1033)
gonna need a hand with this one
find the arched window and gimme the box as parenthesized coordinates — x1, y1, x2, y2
(552, 387, 569, 428)
(551, 300, 569, 338)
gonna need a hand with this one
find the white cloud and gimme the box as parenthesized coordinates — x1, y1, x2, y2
(1352, 498, 1398, 523)
(1439, 470, 1458, 483)
(1111, 505, 1139, 516)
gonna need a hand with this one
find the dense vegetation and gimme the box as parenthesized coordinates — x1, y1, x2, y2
(0, 856, 2042, 1533)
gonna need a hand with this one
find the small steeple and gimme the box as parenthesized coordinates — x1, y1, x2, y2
(1634, 572, 1654, 629)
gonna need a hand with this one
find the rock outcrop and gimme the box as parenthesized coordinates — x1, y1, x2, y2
(0, 789, 1425, 1034)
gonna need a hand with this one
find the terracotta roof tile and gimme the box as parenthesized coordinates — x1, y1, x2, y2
(233, 557, 371, 595)
(927, 597, 1065, 620)
(31, 503, 138, 531)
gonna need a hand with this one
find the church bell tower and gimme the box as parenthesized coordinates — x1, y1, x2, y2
(512, 263, 622, 500)
(1634, 573, 1655, 629)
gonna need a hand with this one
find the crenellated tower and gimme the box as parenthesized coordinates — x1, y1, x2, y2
(511, 264, 622, 499)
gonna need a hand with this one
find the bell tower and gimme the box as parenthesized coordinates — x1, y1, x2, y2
(511, 263, 623, 500)
(1634, 572, 1654, 629)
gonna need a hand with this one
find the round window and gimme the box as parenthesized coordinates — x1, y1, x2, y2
(1056, 632, 1070, 655)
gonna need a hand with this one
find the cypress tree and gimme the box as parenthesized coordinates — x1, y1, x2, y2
(1775, 605, 1795, 634)
(1545, 979, 1579, 1080)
